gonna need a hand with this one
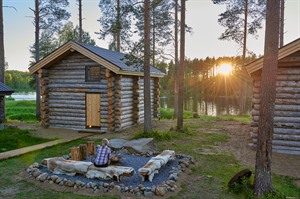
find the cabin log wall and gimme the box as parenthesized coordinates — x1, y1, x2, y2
(250, 68, 300, 154)
(39, 69, 49, 127)
(45, 52, 109, 130)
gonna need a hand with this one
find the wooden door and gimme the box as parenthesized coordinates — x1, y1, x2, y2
(86, 93, 100, 128)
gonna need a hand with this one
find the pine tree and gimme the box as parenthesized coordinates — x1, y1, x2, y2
(97, 0, 136, 52)
(254, 0, 280, 196)
(30, 0, 70, 119)
(144, 0, 151, 133)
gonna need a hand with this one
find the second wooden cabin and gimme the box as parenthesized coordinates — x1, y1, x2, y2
(29, 40, 164, 132)
(246, 38, 300, 155)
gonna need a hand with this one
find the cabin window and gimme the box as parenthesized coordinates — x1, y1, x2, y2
(86, 66, 101, 81)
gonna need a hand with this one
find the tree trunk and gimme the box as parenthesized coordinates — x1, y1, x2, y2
(144, 0, 152, 133)
(177, 0, 185, 130)
(152, 7, 155, 67)
(239, 0, 248, 115)
(0, 0, 5, 128)
(78, 0, 83, 42)
(254, 0, 280, 196)
(35, 0, 41, 119)
(173, 0, 179, 119)
(279, 0, 284, 47)
(116, 0, 121, 52)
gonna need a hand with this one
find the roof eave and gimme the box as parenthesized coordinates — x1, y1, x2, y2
(246, 38, 300, 75)
(29, 41, 121, 74)
(0, 91, 14, 96)
(119, 70, 165, 78)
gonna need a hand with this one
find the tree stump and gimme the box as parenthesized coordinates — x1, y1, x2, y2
(87, 141, 95, 155)
(71, 147, 81, 161)
(79, 144, 88, 160)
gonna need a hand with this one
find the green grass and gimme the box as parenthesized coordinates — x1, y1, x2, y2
(0, 127, 55, 152)
(159, 108, 194, 119)
(5, 100, 38, 123)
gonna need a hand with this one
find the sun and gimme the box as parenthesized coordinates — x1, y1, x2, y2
(217, 63, 233, 76)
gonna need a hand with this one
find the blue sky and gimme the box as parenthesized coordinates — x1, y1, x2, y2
(3, 0, 300, 71)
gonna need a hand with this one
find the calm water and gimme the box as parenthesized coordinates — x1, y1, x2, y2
(8, 92, 36, 101)
(160, 96, 251, 116)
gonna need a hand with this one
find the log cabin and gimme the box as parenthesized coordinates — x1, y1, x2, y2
(29, 40, 164, 132)
(246, 38, 300, 155)
(0, 82, 14, 130)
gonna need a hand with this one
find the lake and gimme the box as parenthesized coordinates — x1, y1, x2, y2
(160, 96, 251, 116)
(9, 92, 36, 101)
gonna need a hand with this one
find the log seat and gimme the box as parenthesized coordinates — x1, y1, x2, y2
(44, 157, 134, 181)
(138, 150, 175, 182)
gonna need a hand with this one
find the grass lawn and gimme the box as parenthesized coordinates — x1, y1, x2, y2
(0, 116, 299, 198)
(5, 99, 38, 123)
(0, 127, 55, 153)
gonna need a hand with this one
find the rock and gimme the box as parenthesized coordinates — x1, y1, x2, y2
(115, 185, 121, 191)
(109, 182, 115, 189)
(115, 148, 130, 155)
(179, 158, 190, 167)
(66, 180, 75, 187)
(103, 183, 109, 188)
(138, 184, 144, 190)
(33, 162, 39, 168)
(144, 191, 154, 197)
(133, 187, 139, 193)
(135, 192, 142, 197)
(155, 186, 167, 196)
(75, 180, 84, 187)
(50, 175, 58, 181)
(55, 177, 63, 184)
(109, 138, 127, 150)
(32, 169, 41, 178)
(169, 173, 178, 181)
(151, 185, 156, 193)
(37, 173, 48, 182)
(109, 138, 157, 155)
(124, 138, 157, 154)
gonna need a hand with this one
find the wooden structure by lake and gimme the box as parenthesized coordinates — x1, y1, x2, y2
(29, 40, 164, 132)
(246, 38, 300, 155)
(0, 82, 14, 130)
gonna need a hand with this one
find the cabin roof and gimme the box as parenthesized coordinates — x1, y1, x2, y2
(28, 40, 165, 77)
(245, 38, 300, 75)
(0, 82, 14, 96)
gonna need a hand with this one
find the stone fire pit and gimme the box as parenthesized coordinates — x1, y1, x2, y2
(26, 138, 194, 197)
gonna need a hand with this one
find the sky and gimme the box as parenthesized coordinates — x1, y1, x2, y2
(2, 0, 300, 72)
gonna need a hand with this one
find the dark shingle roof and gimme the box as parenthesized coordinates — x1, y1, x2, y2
(0, 82, 14, 95)
(74, 41, 164, 75)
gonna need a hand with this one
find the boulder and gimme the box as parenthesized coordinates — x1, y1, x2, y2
(109, 139, 127, 150)
(109, 138, 157, 155)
